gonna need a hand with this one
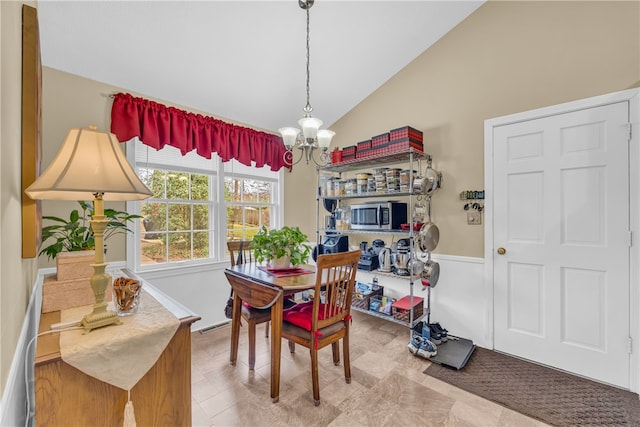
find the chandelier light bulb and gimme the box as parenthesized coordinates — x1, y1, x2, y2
(278, 127, 300, 149)
(316, 130, 335, 149)
(298, 116, 322, 141)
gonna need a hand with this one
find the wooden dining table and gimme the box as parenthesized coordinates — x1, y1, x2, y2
(224, 262, 317, 403)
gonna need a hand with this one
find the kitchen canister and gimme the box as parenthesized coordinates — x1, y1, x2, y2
(345, 178, 357, 195)
(356, 173, 372, 194)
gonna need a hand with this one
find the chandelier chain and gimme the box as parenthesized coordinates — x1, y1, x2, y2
(304, 7, 312, 114)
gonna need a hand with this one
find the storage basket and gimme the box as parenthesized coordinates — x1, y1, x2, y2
(391, 295, 424, 323)
(352, 283, 383, 310)
(369, 294, 395, 315)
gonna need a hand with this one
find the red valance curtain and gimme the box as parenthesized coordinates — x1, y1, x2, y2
(110, 93, 290, 172)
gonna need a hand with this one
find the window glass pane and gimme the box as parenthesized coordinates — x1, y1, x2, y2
(224, 177, 240, 203)
(193, 204, 209, 230)
(226, 206, 243, 241)
(244, 206, 260, 228)
(168, 232, 191, 261)
(242, 179, 272, 203)
(166, 171, 189, 200)
(191, 174, 209, 201)
(141, 237, 166, 265)
(257, 181, 272, 203)
(140, 169, 166, 198)
(193, 231, 209, 259)
(260, 206, 271, 228)
(242, 179, 255, 203)
(168, 203, 192, 231)
(141, 202, 166, 236)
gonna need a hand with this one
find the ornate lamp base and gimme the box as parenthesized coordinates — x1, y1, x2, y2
(81, 306, 121, 334)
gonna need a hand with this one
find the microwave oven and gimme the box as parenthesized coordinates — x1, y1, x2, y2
(350, 202, 407, 230)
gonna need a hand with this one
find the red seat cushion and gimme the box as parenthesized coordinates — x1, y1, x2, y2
(282, 301, 340, 331)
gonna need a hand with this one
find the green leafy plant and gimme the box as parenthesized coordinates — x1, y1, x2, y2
(39, 201, 141, 261)
(251, 225, 311, 266)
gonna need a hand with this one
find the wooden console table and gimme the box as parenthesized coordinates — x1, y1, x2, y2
(34, 268, 200, 427)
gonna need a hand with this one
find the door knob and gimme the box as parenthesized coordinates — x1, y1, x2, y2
(497, 247, 506, 255)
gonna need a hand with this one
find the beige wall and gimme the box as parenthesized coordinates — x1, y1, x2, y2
(286, 0, 640, 257)
(1, 0, 39, 397)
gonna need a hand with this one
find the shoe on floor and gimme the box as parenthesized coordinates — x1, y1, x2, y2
(426, 323, 442, 345)
(417, 338, 437, 358)
(432, 322, 449, 341)
(407, 335, 423, 355)
(429, 323, 447, 343)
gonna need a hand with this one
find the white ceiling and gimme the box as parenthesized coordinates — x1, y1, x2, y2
(37, 0, 484, 133)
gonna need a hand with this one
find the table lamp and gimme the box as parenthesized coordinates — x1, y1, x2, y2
(26, 126, 152, 332)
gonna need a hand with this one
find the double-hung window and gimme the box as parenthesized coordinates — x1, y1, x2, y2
(127, 138, 282, 271)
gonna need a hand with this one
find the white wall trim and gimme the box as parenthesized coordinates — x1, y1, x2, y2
(484, 87, 640, 392)
(0, 272, 43, 427)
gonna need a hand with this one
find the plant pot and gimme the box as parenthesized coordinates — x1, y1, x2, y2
(270, 255, 291, 269)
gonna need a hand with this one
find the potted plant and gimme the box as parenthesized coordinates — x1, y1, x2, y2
(39, 200, 141, 261)
(251, 225, 311, 268)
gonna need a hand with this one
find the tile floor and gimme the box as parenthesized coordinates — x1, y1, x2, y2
(190, 311, 550, 427)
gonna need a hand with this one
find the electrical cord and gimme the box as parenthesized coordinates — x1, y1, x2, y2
(24, 326, 84, 427)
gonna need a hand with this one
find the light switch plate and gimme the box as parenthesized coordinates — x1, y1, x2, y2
(467, 211, 482, 225)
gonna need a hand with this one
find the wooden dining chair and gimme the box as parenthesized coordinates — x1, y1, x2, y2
(227, 240, 270, 370)
(281, 249, 361, 406)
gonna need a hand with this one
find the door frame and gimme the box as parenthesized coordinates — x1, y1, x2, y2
(483, 88, 640, 392)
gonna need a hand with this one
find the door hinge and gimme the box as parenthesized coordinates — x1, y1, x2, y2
(628, 337, 633, 354)
(629, 230, 633, 248)
(626, 123, 633, 141)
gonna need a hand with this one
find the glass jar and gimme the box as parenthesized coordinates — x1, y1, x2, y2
(345, 178, 357, 195)
(325, 177, 335, 196)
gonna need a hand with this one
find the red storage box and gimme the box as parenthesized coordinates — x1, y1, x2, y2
(356, 147, 375, 159)
(342, 145, 356, 155)
(357, 140, 372, 150)
(391, 295, 424, 323)
(385, 138, 423, 153)
(372, 133, 390, 147)
(389, 126, 423, 143)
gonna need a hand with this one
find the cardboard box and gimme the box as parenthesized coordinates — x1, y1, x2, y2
(41, 272, 113, 313)
(56, 251, 95, 281)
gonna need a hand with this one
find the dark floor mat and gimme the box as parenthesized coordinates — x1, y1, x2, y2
(424, 347, 640, 427)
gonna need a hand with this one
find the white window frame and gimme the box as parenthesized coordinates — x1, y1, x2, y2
(125, 138, 284, 273)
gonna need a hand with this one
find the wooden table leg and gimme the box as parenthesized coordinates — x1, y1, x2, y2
(270, 294, 284, 403)
(230, 292, 242, 366)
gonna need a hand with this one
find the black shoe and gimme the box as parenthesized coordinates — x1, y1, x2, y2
(426, 323, 442, 345)
(431, 322, 448, 342)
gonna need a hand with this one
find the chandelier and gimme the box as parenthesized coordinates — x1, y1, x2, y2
(279, 0, 335, 167)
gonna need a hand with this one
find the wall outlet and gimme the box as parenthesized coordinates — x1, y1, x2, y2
(467, 211, 482, 225)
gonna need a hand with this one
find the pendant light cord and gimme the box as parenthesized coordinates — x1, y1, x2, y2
(304, 7, 312, 114)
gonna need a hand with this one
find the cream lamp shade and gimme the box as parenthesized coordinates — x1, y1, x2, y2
(25, 127, 152, 201)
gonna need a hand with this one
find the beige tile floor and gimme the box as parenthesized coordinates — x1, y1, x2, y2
(190, 311, 550, 427)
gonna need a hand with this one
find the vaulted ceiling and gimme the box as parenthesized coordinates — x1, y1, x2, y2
(37, 1, 484, 133)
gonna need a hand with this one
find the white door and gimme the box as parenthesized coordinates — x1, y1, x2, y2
(492, 101, 631, 388)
